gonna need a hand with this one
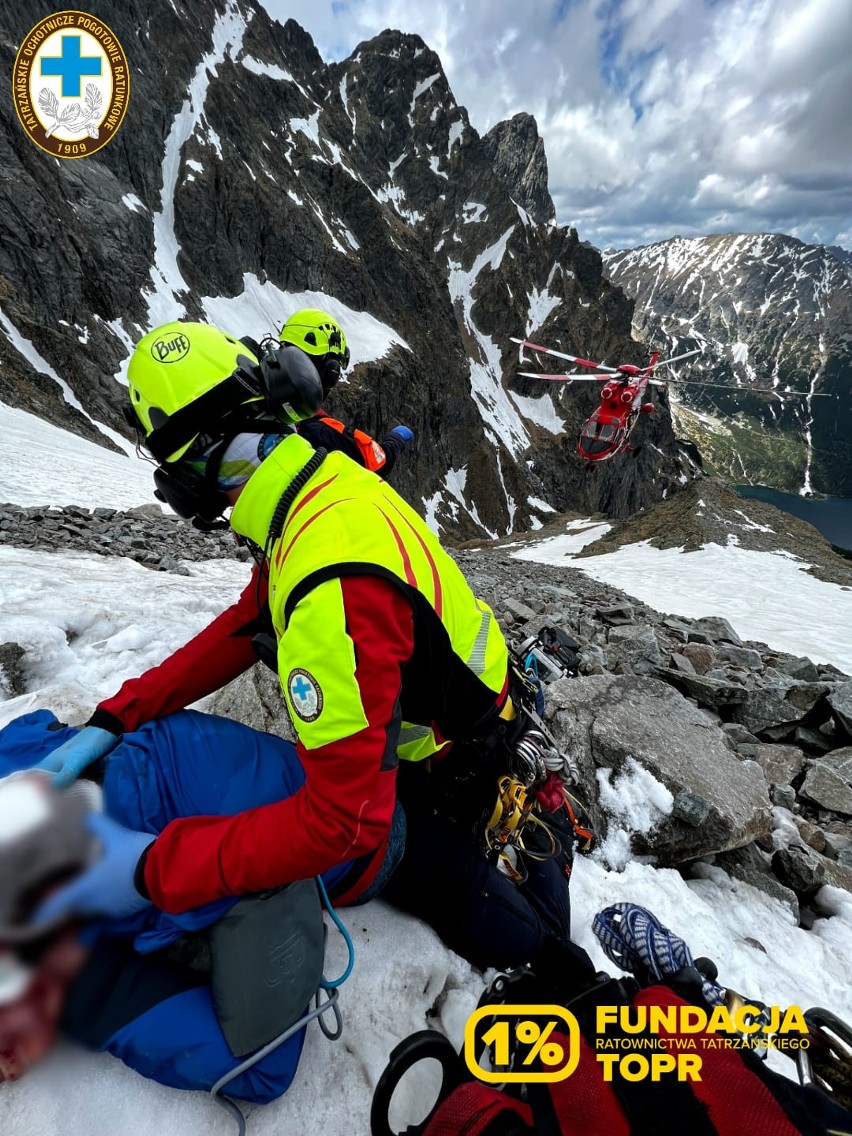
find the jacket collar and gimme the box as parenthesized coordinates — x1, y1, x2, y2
(229, 432, 316, 548)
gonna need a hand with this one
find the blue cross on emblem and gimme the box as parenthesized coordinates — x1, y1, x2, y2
(288, 669, 323, 722)
(291, 676, 312, 704)
(41, 36, 102, 98)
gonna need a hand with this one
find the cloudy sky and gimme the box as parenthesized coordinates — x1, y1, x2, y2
(259, 0, 852, 252)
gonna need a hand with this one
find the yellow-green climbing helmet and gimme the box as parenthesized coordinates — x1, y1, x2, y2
(279, 309, 350, 366)
(127, 322, 259, 462)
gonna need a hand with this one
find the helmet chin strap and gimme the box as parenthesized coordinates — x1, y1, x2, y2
(186, 433, 238, 531)
(184, 419, 296, 530)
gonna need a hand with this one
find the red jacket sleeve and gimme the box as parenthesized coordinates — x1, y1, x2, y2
(140, 576, 414, 913)
(90, 566, 268, 734)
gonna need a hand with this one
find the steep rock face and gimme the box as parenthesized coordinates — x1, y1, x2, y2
(0, 1, 696, 535)
(480, 113, 555, 225)
(603, 234, 852, 496)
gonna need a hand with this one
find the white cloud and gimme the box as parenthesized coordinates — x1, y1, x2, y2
(258, 0, 851, 252)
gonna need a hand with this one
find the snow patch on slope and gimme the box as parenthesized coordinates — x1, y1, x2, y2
(513, 531, 852, 673)
(0, 403, 156, 510)
(145, 1, 249, 327)
(448, 228, 531, 464)
(0, 307, 133, 456)
(509, 391, 565, 434)
(201, 274, 409, 366)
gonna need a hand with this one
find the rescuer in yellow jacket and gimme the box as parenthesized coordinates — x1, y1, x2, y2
(38, 321, 575, 973)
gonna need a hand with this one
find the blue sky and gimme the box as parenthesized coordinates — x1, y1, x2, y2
(259, 0, 852, 252)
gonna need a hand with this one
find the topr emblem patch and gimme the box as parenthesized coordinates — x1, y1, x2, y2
(287, 668, 323, 723)
(13, 11, 130, 160)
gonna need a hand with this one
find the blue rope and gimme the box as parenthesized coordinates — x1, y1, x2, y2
(593, 903, 726, 1007)
(523, 653, 546, 716)
(316, 875, 355, 989)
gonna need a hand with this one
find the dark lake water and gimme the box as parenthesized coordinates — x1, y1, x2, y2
(735, 485, 852, 552)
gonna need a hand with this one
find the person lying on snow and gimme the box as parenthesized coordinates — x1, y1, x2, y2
(9, 321, 590, 1102)
(0, 724, 338, 1099)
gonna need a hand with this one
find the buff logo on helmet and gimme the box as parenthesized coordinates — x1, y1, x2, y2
(287, 668, 324, 723)
(151, 332, 190, 363)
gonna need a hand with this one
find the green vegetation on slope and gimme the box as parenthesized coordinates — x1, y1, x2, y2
(670, 402, 808, 491)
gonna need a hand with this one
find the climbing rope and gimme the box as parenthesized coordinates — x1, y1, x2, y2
(593, 903, 726, 1007)
(210, 875, 354, 1134)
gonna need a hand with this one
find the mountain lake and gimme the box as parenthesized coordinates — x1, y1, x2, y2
(736, 485, 852, 553)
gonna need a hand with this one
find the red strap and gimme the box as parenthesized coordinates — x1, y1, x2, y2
(424, 1083, 533, 1136)
(316, 415, 386, 471)
(633, 988, 802, 1136)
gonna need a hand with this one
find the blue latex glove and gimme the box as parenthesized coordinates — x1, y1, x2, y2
(389, 424, 414, 444)
(34, 813, 155, 924)
(33, 725, 118, 788)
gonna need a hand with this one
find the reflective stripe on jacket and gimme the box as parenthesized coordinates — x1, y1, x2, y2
(229, 434, 509, 762)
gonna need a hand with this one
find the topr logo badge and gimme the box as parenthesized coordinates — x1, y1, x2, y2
(12, 11, 129, 159)
(288, 669, 323, 723)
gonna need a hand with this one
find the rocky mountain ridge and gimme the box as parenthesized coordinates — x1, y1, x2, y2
(2, 498, 851, 930)
(603, 233, 852, 497)
(572, 478, 852, 585)
(0, 0, 698, 540)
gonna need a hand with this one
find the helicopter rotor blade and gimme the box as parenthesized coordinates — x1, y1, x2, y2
(656, 376, 831, 395)
(654, 349, 702, 368)
(518, 371, 615, 382)
(510, 336, 619, 373)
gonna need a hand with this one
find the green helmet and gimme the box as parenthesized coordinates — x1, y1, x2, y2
(280, 309, 350, 394)
(127, 322, 259, 462)
(127, 321, 324, 465)
(125, 321, 325, 524)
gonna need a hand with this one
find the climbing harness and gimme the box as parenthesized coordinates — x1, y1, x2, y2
(483, 777, 561, 882)
(476, 628, 594, 873)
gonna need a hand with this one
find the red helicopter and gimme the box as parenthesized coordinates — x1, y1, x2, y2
(512, 336, 832, 464)
(511, 336, 702, 461)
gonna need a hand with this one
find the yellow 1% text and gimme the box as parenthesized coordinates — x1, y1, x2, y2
(464, 1004, 581, 1083)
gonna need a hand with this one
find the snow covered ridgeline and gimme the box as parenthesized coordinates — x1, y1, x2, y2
(603, 234, 852, 497)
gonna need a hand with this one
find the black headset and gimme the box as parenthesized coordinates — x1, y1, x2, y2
(321, 329, 351, 393)
(129, 345, 325, 528)
(286, 326, 351, 395)
(318, 354, 343, 394)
